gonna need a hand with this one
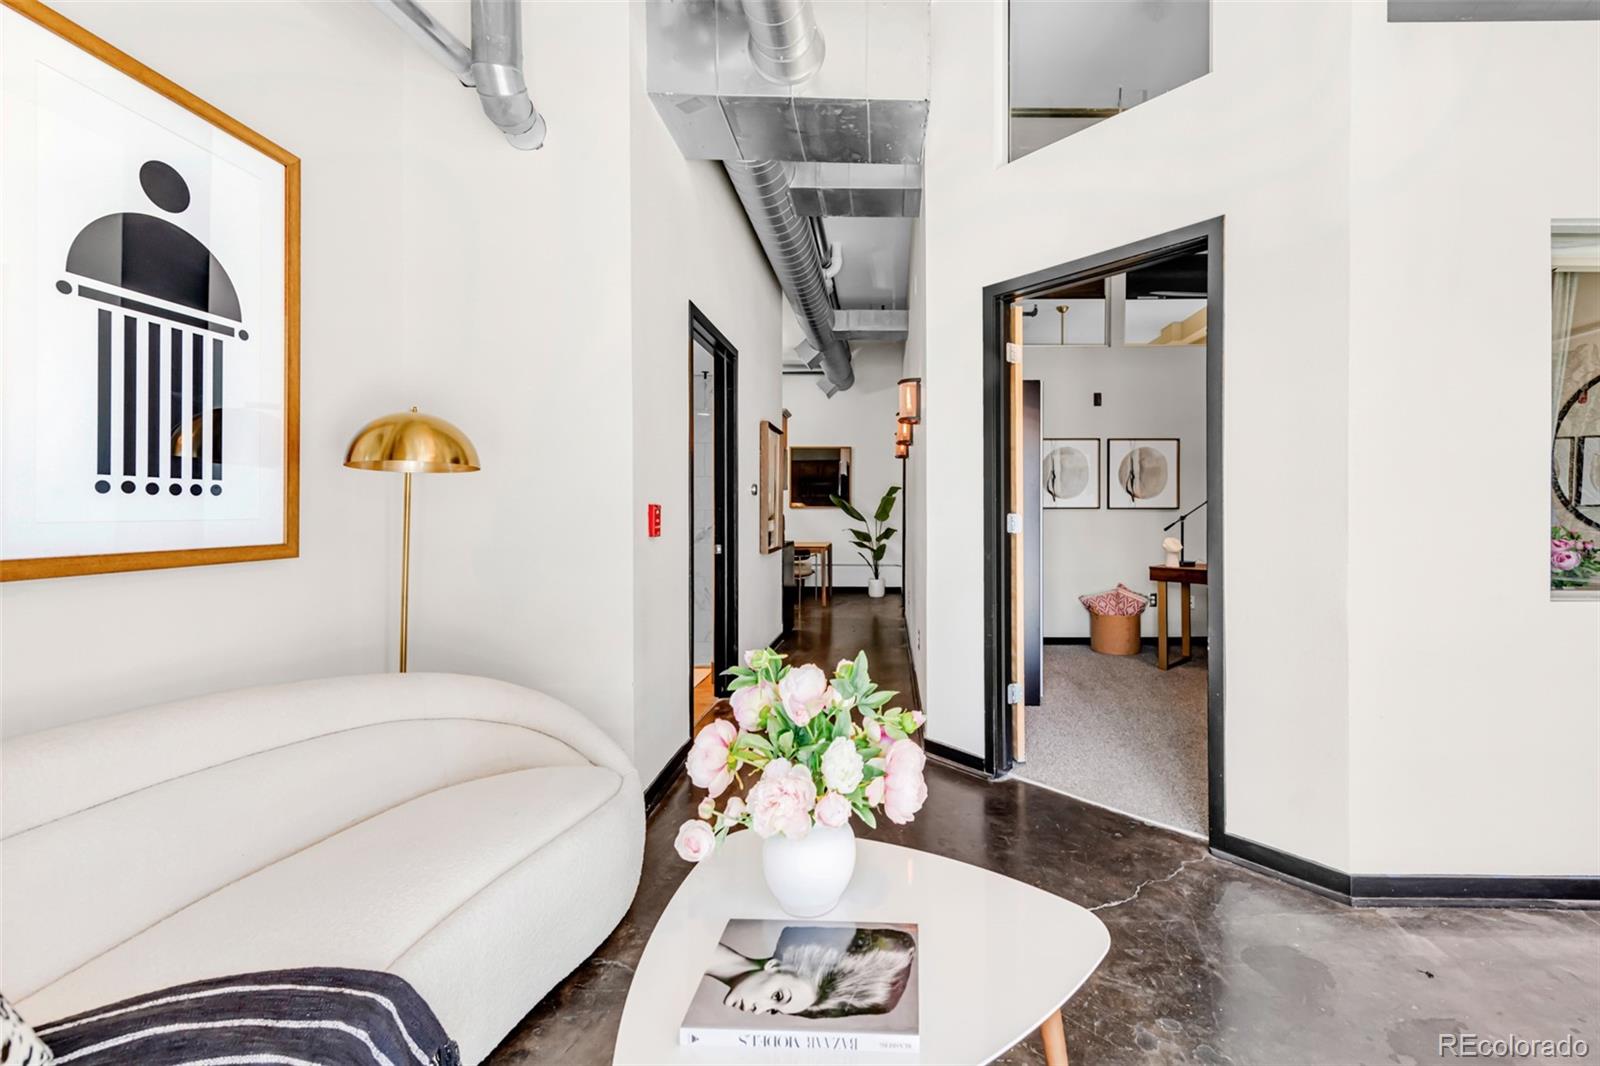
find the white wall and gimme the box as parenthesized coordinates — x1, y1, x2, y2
(628, 0, 785, 785)
(917, 0, 1355, 870)
(1, 2, 786, 801)
(903, 218, 928, 689)
(782, 344, 906, 589)
(1344, 9, 1600, 876)
(1028, 343, 1207, 638)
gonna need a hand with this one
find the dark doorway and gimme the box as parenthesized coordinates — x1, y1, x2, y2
(981, 218, 1225, 843)
(689, 305, 739, 735)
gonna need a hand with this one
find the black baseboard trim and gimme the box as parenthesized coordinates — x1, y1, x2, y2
(1350, 875, 1600, 908)
(1044, 636, 1210, 647)
(925, 739, 987, 776)
(644, 740, 689, 813)
(1212, 833, 1600, 908)
(1211, 833, 1352, 903)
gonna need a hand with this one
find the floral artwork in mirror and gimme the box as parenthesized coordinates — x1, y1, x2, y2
(1550, 224, 1600, 595)
(789, 446, 851, 508)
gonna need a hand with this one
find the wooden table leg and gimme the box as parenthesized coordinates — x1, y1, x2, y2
(823, 548, 832, 605)
(1156, 580, 1169, 670)
(1180, 582, 1192, 660)
(1040, 1010, 1070, 1066)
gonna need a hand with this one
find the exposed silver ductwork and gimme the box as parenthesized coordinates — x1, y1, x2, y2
(372, 0, 546, 150)
(725, 160, 854, 393)
(469, 0, 546, 150)
(647, 0, 930, 394)
(740, 0, 826, 85)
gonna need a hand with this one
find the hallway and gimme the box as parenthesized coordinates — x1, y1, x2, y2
(492, 595, 1598, 1066)
(784, 589, 919, 705)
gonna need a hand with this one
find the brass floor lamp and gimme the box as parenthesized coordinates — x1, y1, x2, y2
(344, 406, 480, 672)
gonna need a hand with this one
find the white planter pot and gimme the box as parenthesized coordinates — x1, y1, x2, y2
(762, 823, 857, 917)
(868, 578, 886, 598)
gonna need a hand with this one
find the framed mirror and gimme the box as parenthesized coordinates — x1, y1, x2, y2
(789, 446, 851, 508)
(759, 421, 785, 553)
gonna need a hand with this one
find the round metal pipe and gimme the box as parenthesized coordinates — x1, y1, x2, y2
(724, 159, 854, 392)
(740, 0, 826, 86)
(470, 0, 547, 150)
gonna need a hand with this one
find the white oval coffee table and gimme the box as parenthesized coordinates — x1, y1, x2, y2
(613, 832, 1110, 1065)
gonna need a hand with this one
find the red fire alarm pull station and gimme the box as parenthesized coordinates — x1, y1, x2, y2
(647, 504, 662, 538)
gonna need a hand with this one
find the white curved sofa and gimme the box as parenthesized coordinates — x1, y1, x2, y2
(1, 672, 644, 1064)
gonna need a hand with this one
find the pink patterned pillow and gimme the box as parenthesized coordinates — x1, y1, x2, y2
(1079, 584, 1149, 617)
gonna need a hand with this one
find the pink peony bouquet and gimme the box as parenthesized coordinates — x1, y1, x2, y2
(674, 648, 928, 863)
(1551, 526, 1600, 589)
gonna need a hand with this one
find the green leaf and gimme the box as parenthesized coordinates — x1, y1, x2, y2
(873, 488, 899, 523)
(872, 544, 887, 562)
(876, 527, 897, 543)
(831, 495, 867, 523)
(850, 799, 878, 829)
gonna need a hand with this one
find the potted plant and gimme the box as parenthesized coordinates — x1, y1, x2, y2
(832, 485, 900, 597)
(676, 648, 928, 916)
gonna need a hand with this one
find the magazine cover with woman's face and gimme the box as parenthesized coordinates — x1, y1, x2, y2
(685, 919, 920, 1038)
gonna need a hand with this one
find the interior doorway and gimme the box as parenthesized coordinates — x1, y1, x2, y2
(689, 304, 738, 736)
(981, 219, 1225, 842)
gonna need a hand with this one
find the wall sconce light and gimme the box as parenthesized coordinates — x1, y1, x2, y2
(894, 440, 910, 460)
(897, 378, 921, 425)
(895, 420, 914, 447)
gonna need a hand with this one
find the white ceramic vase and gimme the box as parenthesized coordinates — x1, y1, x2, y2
(762, 823, 857, 917)
(868, 577, 886, 598)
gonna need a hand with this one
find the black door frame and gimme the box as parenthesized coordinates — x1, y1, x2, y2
(981, 218, 1226, 838)
(689, 303, 740, 715)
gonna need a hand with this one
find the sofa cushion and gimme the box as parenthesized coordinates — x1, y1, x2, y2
(18, 765, 621, 1031)
(4, 718, 588, 1002)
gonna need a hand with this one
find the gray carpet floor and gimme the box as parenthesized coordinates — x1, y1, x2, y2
(1015, 644, 1208, 836)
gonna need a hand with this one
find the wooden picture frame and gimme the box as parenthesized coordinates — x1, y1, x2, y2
(0, 0, 300, 581)
(788, 446, 852, 508)
(758, 420, 785, 554)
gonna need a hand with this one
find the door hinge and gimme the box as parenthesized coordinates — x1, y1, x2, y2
(714, 544, 723, 555)
(1006, 683, 1022, 705)
(1005, 342, 1023, 364)
(1006, 512, 1021, 534)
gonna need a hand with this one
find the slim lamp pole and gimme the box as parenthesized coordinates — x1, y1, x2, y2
(400, 470, 412, 672)
(345, 406, 480, 676)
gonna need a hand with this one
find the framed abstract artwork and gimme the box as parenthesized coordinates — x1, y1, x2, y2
(1, 0, 299, 581)
(1106, 438, 1179, 509)
(1041, 438, 1099, 509)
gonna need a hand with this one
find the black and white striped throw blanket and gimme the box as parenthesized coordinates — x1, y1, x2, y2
(35, 968, 461, 1066)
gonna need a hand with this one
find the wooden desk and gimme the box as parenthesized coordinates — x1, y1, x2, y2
(792, 540, 833, 604)
(1150, 563, 1207, 670)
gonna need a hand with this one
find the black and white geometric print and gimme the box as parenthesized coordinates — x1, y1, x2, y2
(58, 159, 247, 500)
(0, 993, 54, 1065)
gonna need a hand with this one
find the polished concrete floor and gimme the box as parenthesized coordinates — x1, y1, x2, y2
(488, 594, 1599, 1065)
